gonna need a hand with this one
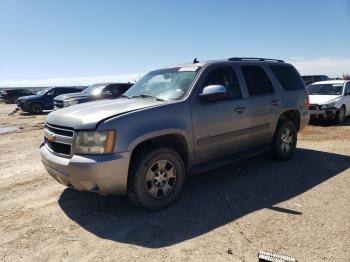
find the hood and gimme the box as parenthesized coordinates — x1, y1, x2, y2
(47, 98, 166, 130)
(18, 94, 42, 101)
(55, 92, 89, 101)
(309, 95, 341, 105)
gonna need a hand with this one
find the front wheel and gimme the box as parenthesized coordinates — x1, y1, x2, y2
(127, 148, 186, 211)
(29, 103, 43, 114)
(272, 120, 297, 161)
(336, 106, 346, 124)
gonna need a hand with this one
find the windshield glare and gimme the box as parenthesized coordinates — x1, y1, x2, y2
(83, 84, 106, 95)
(124, 67, 200, 101)
(37, 88, 51, 96)
(307, 84, 343, 95)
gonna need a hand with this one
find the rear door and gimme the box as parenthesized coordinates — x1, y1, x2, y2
(238, 65, 281, 146)
(191, 65, 252, 163)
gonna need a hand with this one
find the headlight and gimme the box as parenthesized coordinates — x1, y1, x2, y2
(321, 102, 335, 109)
(63, 100, 79, 107)
(75, 130, 115, 154)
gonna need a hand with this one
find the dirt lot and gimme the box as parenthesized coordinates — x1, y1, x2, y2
(0, 103, 349, 262)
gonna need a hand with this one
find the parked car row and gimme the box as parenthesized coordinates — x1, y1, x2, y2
(0, 88, 34, 104)
(40, 57, 311, 210)
(1, 83, 133, 114)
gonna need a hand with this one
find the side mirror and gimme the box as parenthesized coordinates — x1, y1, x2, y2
(198, 85, 228, 102)
(102, 90, 112, 96)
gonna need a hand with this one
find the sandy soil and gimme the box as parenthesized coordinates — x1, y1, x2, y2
(0, 103, 349, 262)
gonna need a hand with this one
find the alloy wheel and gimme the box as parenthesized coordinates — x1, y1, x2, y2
(280, 127, 294, 153)
(144, 159, 176, 199)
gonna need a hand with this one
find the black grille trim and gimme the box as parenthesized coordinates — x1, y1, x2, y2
(45, 138, 71, 155)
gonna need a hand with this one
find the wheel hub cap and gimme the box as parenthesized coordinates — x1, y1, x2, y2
(280, 127, 293, 153)
(145, 160, 176, 199)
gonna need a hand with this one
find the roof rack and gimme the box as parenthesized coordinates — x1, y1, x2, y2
(228, 57, 284, 63)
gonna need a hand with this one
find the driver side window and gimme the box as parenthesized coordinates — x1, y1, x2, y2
(202, 66, 241, 99)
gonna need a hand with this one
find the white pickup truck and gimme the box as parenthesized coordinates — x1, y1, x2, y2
(307, 80, 350, 123)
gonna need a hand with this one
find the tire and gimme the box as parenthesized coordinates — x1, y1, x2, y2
(336, 106, 346, 124)
(29, 103, 43, 114)
(272, 120, 297, 161)
(127, 147, 186, 211)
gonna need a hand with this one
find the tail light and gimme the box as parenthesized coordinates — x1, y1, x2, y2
(306, 93, 310, 108)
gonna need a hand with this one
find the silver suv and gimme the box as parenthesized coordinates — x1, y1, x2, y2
(40, 57, 309, 210)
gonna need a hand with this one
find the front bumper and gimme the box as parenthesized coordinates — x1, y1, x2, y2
(309, 108, 338, 119)
(40, 144, 131, 195)
(17, 101, 30, 112)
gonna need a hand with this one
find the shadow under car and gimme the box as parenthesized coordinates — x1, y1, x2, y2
(58, 148, 350, 248)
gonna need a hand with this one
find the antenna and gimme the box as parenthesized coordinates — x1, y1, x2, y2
(193, 58, 199, 64)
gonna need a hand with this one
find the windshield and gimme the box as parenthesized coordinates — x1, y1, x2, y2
(124, 67, 200, 101)
(82, 84, 106, 95)
(36, 88, 51, 96)
(307, 83, 344, 95)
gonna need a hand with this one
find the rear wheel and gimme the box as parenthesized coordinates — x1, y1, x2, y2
(272, 120, 297, 161)
(127, 147, 186, 211)
(29, 103, 43, 114)
(336, 106, 346, 124)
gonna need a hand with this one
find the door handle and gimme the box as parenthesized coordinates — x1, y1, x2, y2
(270, 99, 281, 106)
(233, 106, 247, 113)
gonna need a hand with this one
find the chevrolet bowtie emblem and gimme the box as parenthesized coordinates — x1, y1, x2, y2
(47, 134, 56, 142)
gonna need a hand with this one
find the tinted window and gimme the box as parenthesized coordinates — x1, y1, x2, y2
(241, 65, 273, 96)
(345, 82, 350, 95)
(270, 65, 305, 91)
(107, 85, 121, 97)
(21, 90, 32, 95)
(202, 66, 241, 99)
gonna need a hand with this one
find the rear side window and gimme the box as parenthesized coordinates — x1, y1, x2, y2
(270, 65, 305, 91)
(241, 65, 273, 96)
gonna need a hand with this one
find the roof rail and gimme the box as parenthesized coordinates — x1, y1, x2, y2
(228, 57, 284, 63)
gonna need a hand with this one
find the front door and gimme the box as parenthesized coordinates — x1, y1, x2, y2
(191, 66, 252, 164)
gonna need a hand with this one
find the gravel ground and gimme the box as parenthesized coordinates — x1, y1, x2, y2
(0, 103, 349, 262)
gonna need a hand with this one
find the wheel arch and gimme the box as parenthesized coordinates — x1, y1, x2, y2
(276, 109, 301, 131)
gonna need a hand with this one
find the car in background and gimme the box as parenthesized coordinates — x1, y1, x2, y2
(54, 83, 133, 109)
(308, 80, 350, 123)
(17, 86, 84, 114)
(0, 89, 34, 104)
(302, 75, 329, 86)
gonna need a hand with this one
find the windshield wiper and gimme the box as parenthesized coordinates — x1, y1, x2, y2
(131, 94, 166, 101)
(121, 94, 131, 99)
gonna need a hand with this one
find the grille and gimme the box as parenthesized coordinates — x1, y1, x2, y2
(309, 104, 320, 111)
(45, 124, 74, 137)
(45, 138, 71, 155)
(44, 123, 74, 155)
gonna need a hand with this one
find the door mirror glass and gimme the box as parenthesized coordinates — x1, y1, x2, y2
(198, 85, 227, 102)
(102, 90, 112, 96)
